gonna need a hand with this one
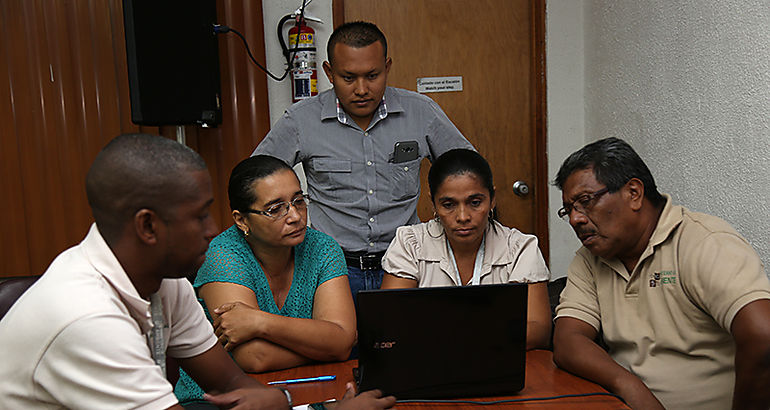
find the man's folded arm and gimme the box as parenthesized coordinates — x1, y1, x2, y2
(731, 299, 770, 410)
(177, 343, 287, 408)
(553, 316, 663, 410)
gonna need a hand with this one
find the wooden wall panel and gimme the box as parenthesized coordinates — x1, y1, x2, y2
(0, 0, 271, 277)
(0, 0, 135, 277)
(0, 0, 31, 276)
(187, 0, 272, 229)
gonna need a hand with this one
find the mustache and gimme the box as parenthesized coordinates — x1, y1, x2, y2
(575, 227, 597, 237)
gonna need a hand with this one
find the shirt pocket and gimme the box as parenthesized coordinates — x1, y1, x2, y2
(390, 158, 421, 201)
(311, 158, 354, 203)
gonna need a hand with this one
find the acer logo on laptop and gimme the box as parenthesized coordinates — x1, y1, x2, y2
(373, 341, 396, 349)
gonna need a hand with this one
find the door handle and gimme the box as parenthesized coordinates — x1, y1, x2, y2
(512, 181, 530, 197)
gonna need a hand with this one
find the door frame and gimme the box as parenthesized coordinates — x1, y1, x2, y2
(331, 0, 549, 263)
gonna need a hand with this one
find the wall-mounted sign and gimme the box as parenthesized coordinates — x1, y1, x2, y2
(416, 76, 463, 93)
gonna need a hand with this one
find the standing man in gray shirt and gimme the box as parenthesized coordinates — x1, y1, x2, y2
(253, 21, 473, 302)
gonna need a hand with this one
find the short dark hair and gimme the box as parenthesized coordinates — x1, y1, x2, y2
(429, 149, 494, 200)
(327, 21, 387, 64)
(554, 137, 665, 206)
(85, 133, 207, 242)
(229, 155, 294, 212)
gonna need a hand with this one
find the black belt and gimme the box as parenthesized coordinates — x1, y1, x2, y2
(344, 251, 385, 270)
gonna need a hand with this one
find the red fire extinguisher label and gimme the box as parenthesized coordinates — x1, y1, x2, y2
(289, 33, 314, 49)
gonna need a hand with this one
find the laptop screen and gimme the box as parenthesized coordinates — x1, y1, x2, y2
(355, 283, 528, 399)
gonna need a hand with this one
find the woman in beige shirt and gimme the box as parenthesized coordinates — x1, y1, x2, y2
(381, 149, 552, 349)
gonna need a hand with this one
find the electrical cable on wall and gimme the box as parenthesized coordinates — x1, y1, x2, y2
(213, 0, 309, 82)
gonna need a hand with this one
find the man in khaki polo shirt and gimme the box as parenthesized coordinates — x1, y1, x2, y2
(552, 137, 770, 410)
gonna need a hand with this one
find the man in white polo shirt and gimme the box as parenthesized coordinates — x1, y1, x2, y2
(552, 137, 770, 410)
(0, 134, 395, 409)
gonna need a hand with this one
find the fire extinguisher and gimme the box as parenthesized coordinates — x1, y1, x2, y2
(279, 12, 322, 103)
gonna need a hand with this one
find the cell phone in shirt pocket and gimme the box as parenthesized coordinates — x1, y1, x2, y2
(392, 141, 419, 163)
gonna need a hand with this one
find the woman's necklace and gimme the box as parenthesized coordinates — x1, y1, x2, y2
(447, 233, 486, 286)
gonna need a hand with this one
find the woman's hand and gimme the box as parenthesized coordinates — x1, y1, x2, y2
(213, 301, 264, 351)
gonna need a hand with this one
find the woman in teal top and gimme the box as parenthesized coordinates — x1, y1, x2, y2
(175, 155, 356, 404)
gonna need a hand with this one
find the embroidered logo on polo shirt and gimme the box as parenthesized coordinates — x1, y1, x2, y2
(649, 270, 677, 287)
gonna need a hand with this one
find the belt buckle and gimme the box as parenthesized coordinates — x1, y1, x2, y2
(359, 254, 378, 270)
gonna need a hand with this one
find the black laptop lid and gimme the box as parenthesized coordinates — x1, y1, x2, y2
(356, 283, 528, 400)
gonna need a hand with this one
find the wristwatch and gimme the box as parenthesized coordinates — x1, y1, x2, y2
(277, 387, 293, 408)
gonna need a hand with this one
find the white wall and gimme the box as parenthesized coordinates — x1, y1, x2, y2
(261, 0, 335, 194)
(546, 1, 587, 278)
(548, 0, 770, 276)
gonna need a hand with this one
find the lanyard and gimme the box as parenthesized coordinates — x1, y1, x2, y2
(447, 234, 486, 286)
(149, 292, 167, 378)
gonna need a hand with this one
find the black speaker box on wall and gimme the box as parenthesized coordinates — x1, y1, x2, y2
(123, 0, 222, 127)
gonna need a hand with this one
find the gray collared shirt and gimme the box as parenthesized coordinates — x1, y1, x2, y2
(253, 87, 473, 253)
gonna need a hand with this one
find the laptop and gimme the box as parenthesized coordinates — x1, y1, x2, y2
(355, 283, 528, 400)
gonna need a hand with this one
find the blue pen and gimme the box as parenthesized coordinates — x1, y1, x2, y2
(267, 375, 336, 385)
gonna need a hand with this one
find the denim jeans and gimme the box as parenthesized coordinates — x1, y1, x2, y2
(347, 265, 384, 359)
(346, 266, 385, 306)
